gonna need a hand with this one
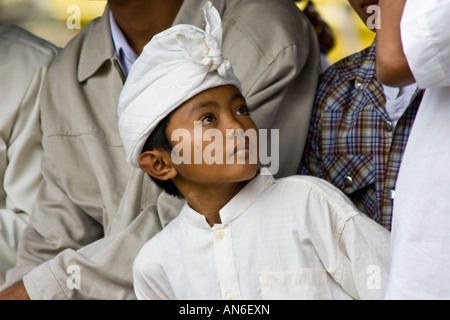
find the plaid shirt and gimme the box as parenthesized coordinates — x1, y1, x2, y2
(298, 42, 424, 230)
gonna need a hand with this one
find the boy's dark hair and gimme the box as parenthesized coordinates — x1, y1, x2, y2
(141, 115, 183, 198)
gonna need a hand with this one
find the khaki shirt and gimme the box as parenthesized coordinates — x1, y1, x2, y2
(6, 0, 320, 299)
(0, 26, 58, 286)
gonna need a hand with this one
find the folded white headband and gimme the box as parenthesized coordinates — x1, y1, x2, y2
(118, 1, 242, 168)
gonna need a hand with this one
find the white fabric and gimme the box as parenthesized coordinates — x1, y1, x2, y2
(133, 170, 391, 300)
(382, 83, 417, 130)
(118, 1, 242, 167)
(386, 0, 450, 299)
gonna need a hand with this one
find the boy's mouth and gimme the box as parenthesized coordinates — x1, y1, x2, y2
(229, 139, 250, 159)
(234, 143, 249, 156)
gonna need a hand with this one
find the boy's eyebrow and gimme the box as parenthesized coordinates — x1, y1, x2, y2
(230, 92, 245, 103)
(189, 92, 246, 116)
(189, 101, 219, 116)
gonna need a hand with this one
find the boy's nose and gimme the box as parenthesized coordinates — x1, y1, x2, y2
(226, 127, 245, 140)
(224, 117, 245, 138)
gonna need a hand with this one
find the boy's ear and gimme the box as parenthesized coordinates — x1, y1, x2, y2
(139, 150, 177, 181)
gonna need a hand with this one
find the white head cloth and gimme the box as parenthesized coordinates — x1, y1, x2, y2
(118, 1, 242, 168)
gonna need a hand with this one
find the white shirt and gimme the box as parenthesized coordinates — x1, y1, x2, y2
(382, 83, 417, 130)
(133, 170, 391, 300)
(387, 0, 450, 299)
(109, 12, 138, 77)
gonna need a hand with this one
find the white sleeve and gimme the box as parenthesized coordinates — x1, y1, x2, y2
(132, 240, 175, 300)
(401, 0, 450, 88)
(339, 215, 391, 300)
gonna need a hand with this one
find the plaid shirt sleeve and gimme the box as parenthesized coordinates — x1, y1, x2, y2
(297, 76, 329, 177)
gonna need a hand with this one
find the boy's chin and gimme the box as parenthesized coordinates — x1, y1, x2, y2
(229, 163, 260, 181)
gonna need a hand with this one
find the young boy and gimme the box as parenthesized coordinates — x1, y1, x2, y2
(118, 2, 391, 300)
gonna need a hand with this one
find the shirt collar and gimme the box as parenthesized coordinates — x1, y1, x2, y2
(77, 1, 226, 82)
(109, 11, 138, 76)
(354, 41, 377, 91)
(78, 5, 115, 82)
(181, 168, 275, 229)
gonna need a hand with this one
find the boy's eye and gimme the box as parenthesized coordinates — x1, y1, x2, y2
(236, 105, 249, 115)
(201, 114, 215, 125)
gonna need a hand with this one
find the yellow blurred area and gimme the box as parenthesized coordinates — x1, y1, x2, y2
(1, 0, 374, 62)
(297, 0, 375, 63)
(43, 0, 107, 23)
(0, 0, 107, 47)
(40, 0, 107, 46)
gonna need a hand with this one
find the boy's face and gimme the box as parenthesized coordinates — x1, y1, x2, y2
(166, 85, 259, 186)
(348, 0, 379, 28)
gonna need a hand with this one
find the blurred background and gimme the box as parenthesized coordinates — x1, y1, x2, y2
(0, 0, 375, 64)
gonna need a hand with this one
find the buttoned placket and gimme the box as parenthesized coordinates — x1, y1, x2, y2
(212, 224, 241, 300)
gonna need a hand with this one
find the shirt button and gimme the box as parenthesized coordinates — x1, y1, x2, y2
(215, 229, 225, 239)
(343, 176, 354, 188)
(225, 293, 235, 300)
(387, 189, 396, 200)
(384, 121, 393, 132)
(355, 80, 363, 89)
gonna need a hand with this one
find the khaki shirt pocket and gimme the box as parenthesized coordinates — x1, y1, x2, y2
(259, 269, 331, 300)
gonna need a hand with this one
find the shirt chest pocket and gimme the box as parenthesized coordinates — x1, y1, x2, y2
(321, 154, 375, 195)
(259, 269, 331, 300)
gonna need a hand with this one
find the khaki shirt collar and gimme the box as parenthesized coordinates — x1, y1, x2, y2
(77, 1, 225, 83)
(78, 5, 115, 82)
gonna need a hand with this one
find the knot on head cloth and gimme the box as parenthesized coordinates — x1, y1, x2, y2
(118, 1, 242, 168)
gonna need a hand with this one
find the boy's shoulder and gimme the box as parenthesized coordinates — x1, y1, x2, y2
(274, 174, 345, 193)
(268, 174, 361, 221)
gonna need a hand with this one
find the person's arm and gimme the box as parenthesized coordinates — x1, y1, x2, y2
(2, 162, 165, 300)
(0, 66, 46, 287)
(132, 238, 175, 300)
(376, 0, 414, 87)
(297, 66, 339, 177)
(338, 215, 391, 299)
(299, 177, 391, 299)
(0, 28, 58, 288)
(297, 93, 323, 176)
(0, 282, 29, 300)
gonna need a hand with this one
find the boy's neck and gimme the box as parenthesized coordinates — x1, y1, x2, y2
(178, 181, 249, 227)
(108, 0, 184, 55)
